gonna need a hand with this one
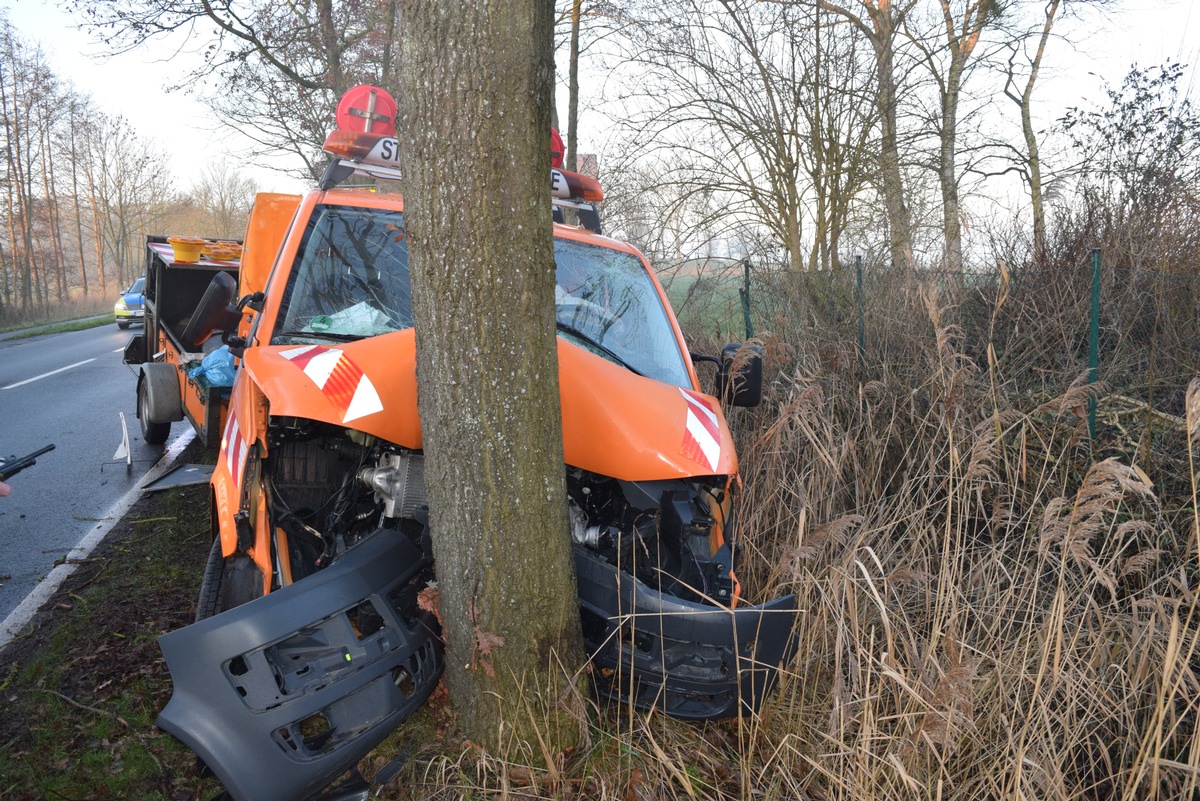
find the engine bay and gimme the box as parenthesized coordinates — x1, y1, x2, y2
(262, 416, 740, 608)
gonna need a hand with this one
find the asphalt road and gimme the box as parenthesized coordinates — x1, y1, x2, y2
(0, 320, 187, 621)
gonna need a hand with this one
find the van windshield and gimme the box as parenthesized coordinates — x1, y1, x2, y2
(274, 205, 413, 340)
(273, 206, 690, 387)
(553, 239, 691, 387)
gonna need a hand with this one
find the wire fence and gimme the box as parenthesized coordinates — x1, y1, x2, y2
(664, 252, 1200, 426)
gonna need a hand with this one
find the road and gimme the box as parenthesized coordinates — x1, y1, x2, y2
(0, 321, 187, 621)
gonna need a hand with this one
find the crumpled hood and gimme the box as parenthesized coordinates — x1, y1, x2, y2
(241, 330, 737, 481)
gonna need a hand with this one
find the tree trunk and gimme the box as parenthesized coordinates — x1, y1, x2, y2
(84, 163, 107, 295)
(934, 0, 993, 275)
(823, 1, 915, 273)
(41, 140, 66, 302)
(874, 31, 912, 273)
(567, 0, 582, 171)
(939, 63, 963, 273)
(396, 0, 585, 755)
(68, 114, 89, 297)
(1011, 0, 1060, 265)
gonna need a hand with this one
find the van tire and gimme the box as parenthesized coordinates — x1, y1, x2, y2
(195, 538, 263, 621)
(195, 539, 225, 622)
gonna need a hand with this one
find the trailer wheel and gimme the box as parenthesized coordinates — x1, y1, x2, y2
(138, 379, 172, 444)
(138, 376, 174, 443)
(195, 539, 264, 622)
(138, 362, 183, 445)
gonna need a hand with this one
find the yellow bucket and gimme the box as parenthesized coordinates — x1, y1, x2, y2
(167, 236, 207, 263)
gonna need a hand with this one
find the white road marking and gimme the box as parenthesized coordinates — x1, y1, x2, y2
(0, 429, 196, 649)
(112, 347, 124, 353)
(2, 358, 96, 389)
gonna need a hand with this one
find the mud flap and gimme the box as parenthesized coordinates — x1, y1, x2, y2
(575, 546, 798, 720)
(122, 333, 145, 365)
(156, 531, 443, 801)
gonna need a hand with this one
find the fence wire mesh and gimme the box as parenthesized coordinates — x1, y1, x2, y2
(663, 257, 1200, 422)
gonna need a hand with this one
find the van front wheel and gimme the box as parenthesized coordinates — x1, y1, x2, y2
(195, 539, 264, 622)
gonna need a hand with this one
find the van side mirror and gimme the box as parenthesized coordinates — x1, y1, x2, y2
(715, 343, 762, 407)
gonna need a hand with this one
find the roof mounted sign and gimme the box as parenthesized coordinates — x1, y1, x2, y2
(322, 88, 603, 232)
(335, 85, 397, 136)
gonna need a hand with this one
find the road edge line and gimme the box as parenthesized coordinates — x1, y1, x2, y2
(0, 429, 197, 650)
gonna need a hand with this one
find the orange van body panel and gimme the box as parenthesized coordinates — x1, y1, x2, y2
(240, 330, 423, 450)
(557, 342, 737, 479)
(212, 366, 272, 591)
(239, 193, 302, 298)
(213, 186, 728, 589)
(236, 331, 735, 482)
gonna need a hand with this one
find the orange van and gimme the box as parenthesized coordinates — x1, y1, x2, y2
(152, 100, 797, 801)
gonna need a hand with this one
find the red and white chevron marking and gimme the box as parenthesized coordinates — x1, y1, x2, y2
(279, 344, 384, 423)
(679, 388, 721, 472)
(222, 410, 248, 490)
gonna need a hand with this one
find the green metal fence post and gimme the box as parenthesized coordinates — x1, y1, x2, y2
(738, 258, 754, 339)
(1088, 248, 1101, 442)
(856, 255, 865, 364)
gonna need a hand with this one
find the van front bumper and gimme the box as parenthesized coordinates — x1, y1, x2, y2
(156, 530, 442, 801)
(575, 546, 798, 720)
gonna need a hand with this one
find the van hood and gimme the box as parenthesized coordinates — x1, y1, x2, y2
(241, 330, 737, 481)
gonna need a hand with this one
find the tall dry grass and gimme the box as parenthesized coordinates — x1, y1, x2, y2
(0, 292, 115, 331)
(374, 263, 1200, 800)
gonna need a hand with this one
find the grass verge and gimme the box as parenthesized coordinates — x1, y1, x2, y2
(0, 481, 218, 800)
(3, 316, 119, 340)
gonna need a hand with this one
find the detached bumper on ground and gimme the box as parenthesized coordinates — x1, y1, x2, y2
(575, 546, 799, 720)
(156, 531, 443, 801)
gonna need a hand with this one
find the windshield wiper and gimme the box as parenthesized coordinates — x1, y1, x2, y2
(278, 330, 363, 343)
(555, 322, 643, 376)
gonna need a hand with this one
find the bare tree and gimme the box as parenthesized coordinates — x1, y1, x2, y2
(802, 5, 878, 271)
(822, 0, 918, 272)
(59, 92, 94, 297)
(397, 0, 586, 752)
(554, 0, 629, 170)
(188, 161, 258, 239)
(906, 0, 1002, 272)
(0, 20, 47, 310)
(69, 0, 400, 179)
(612, 0, 826, 271)
(992, 0, 1111, 264)
(81, 114, 174, 287)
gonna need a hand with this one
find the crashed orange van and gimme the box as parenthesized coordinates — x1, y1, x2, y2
(149, 90, 798, 801)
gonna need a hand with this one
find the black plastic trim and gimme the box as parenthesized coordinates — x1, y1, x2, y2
(575, 546, 798, 720)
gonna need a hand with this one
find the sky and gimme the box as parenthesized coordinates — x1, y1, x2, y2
(5, 0, 308, 193)
(3, 0, 1199, 200)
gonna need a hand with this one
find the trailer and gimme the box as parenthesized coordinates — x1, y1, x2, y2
(121, 237, 242, 447)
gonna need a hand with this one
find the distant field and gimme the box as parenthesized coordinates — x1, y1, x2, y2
(656, 259, 749, 339)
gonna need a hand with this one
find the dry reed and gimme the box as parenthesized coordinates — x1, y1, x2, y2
(370, 262, 1200, 800)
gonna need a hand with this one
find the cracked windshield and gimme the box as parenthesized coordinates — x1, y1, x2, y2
(276, 205, 413, 340)
(274, 206, 689, 387)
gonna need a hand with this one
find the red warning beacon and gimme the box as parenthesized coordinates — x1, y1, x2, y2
(336, 85, 398, 137)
